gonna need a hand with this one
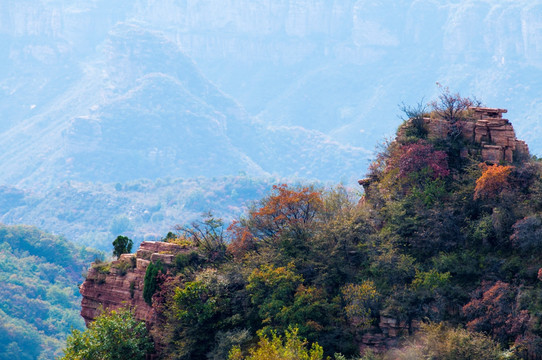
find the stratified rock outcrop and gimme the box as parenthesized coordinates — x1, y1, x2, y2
(360, 107, 530, 193)
(80, 241, 189, 326)
(424, 107, 529, 164)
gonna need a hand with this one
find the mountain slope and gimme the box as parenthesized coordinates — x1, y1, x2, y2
(0, 22, 366, 187)
(74, 106, 542, 359)
(0, 224, 101, 359)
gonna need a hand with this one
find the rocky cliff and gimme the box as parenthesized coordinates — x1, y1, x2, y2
(81, 240, 423, 353)
(80, 241, 189, 326)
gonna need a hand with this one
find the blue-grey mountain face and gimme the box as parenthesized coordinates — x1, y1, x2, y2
(1, 0, 542, 187)
(131, 0, 542, 149)
(0, 20, 366, 187)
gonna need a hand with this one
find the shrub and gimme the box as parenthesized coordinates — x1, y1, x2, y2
(397, 141, 449, 180)
(174, 251, 200, 272)
(143, 260, 164, 305)
(411, 269, 451, 292)
(463, 281, 529, 344)
(175, 213, 228, 262)
(388, 322, 509, 360)
(112, 260, 133, 276)
(92, 261, 111, 275)
(398, 100, 429, 142)
(208, 329, 251, 360)
(341, 281, 379, 330)
(510, 215, 542, 252)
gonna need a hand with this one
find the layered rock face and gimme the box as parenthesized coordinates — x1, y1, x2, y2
(470, 108, 530, 163)
(80, 241, 189, 326)
(424, 107, 530, 164)
(361, 317, 421, 352)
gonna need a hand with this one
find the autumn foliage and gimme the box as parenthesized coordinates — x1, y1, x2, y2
(227, 220, 255, 259)
(228, 184, 323, 257)
(463, 281, 529, 344)
(251, 184, 323, 235)
(67, 93, 542, 360)
(473, 164, 513, 200)
(396, 141, 449, 179)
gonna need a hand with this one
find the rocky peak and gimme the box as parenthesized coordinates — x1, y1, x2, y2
(359, 106, 530, 192)
(425, 106, 529, 164)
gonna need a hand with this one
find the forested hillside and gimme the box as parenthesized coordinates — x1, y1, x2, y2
(0, 175, 298, 251)
(0, 225, 101, 359)
(69, 96, 542, 359)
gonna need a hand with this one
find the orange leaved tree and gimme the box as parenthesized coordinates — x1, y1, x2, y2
(474, 164, 513, 200)
(227, 184, 323, 258)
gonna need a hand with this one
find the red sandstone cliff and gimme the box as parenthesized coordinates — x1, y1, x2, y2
(80, 241, 189, 326)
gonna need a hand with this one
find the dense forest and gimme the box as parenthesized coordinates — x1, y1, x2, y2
(0, 225, 102, 359)
(64, 93, 542, 359)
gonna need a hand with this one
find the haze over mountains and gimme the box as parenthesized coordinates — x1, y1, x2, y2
(1, 0, 542, 245)
(133, 0, 542, 150)
(0, 20, 365, 187)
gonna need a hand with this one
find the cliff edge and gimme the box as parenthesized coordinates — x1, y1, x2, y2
(80, 241, 190, 326)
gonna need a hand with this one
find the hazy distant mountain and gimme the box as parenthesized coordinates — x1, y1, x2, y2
(130, 0, 542, 151)
(0, 22, 366, 187)
(1, 0, 542, 189)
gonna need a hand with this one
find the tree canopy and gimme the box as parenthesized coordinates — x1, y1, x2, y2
(60, 307, 154, 360)
(112, 235, 133, 259)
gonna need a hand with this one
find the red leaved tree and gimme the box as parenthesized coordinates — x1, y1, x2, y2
(396, 141, 450, 180)
(463, 281, 529, 344)
(227, 220, 255, 259)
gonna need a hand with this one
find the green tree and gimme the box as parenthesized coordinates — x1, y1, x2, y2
(60, 307, 154, 360)
(143, 260, 163, 305)
(247, 263, 303, 330)
(112, 235, 133, 259)
(342, 281, 379, 330)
